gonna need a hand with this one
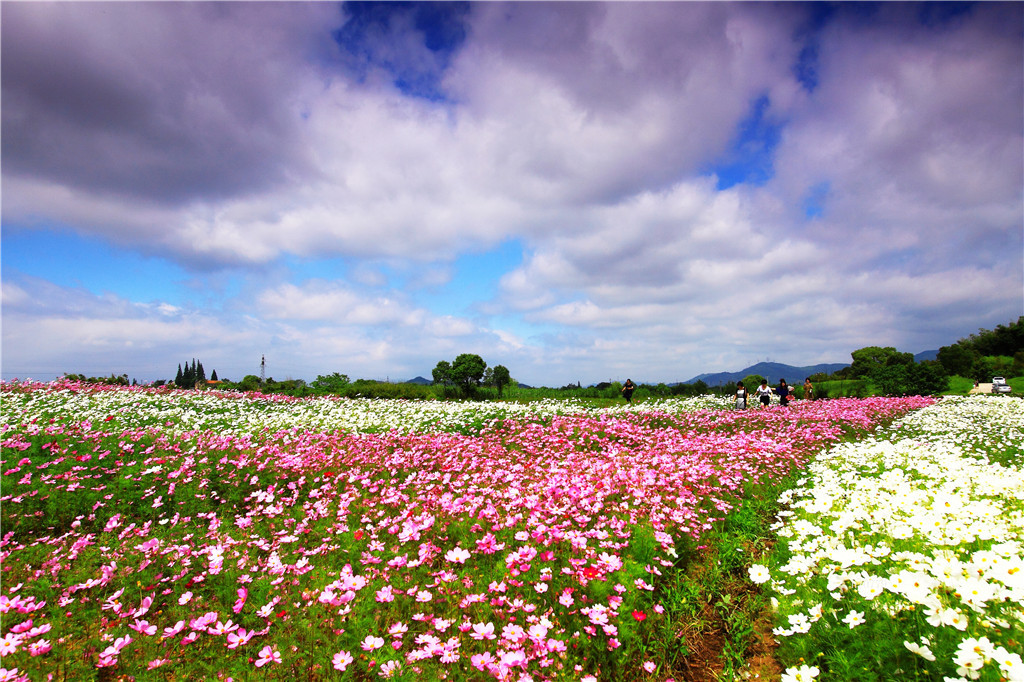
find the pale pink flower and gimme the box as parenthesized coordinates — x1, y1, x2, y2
(255, 645, 281, 667)
(361, 635, 385, 651)
(0, 634, 21, 656)
(470, 622, 496, 640)
(163, 621, 185, 638)
(445, 547, 471, 564)
(333, 650, 354, 671)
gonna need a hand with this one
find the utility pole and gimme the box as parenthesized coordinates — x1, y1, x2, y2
(260, 355, 266, 385)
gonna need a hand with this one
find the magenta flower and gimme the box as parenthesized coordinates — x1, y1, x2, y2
(254, 645, 281, 667)
(232, 588, 248, 614)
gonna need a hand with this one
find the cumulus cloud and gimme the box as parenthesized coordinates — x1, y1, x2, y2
(2, 2, 1021, 385)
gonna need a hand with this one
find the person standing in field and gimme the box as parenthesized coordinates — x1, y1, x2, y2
(735, 381, 748, 410)
(778, 378, 791, 406)
(803, 377, 814, 400)
(621, 379, 636, 404)
(755, 380, 773, 407)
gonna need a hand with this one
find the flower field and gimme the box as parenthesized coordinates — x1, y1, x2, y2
(756, 396, 1024, 682)
(1, 382, 934, 681)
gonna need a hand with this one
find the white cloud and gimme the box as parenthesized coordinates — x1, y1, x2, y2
(2, 3, 1021, 386)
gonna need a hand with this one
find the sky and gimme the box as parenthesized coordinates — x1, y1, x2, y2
(2, 1, 1022, 387)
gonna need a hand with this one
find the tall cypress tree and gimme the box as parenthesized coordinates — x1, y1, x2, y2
(175, 364, 183, 386)
(197, 361, 206, 383)
(211, 369, 218, 381)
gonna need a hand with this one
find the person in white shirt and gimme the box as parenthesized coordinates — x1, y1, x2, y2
(755, 380, 773, 407)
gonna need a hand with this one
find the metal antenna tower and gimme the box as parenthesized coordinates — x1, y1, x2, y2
(260, 355, 266, 385)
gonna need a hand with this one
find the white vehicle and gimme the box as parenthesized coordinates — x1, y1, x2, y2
(992, 377, 1013, 394)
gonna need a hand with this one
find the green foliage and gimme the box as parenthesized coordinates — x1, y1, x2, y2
(815, 380, 871, 398)
(849, 346, 914, 379)
(236, 374, 263, 392)
(490, 364, 512, 396)
(432, 360, 454, 396)
(344, 380, 435, 400)
(741, 374, 767, 390)
(451, 353, 487, 397)
(937, 316, 1024, 378)
(62, 373, 130, 386)
(310, 372, 351, 394)
(937, 343, 976, 377)
(871, 361, 949, 396)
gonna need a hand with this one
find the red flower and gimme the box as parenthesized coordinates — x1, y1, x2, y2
(632, 610, 647, 621)
(353, 530, 364, 541)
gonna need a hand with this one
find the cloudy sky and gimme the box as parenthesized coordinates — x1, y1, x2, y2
(2, 2, 1022, 387)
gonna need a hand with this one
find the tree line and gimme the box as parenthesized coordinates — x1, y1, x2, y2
(60, 317, 1022, 399)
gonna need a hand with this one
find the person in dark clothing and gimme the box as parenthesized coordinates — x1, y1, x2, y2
(621, 379, 636, 404)
(778, 379, 791, 406)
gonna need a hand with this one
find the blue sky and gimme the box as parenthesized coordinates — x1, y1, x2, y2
(2, 2, 1022, 386)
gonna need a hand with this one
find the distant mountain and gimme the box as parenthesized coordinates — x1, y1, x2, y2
(404, 376, 432, 385)
(683, 361, 850, 387)
(915, 349, 939, 362)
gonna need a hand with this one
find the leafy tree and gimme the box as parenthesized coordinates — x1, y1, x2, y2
(432, 361, 453, 396)
(741, 374, 766, 389)
(234, 374, 260, 391)
(849, 346, 914, 378)
(967, 317, 1024, 357)
(872, 361, 948, 396)
(491, 365, 512, 397)
(937, 343, 977, 377)
(311, 372, 351, 394)
(450, 353, 487, 397)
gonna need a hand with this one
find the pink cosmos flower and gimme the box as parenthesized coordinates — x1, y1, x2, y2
(232, 588, 248, 614)
(129, 618, 157, 636)
(28, 639, 51, 656)
(208, 620, 239, 636)
(470, 622, 496, 640)
(147, 658, 170, 670)
(0, 635, 20, 656)
(254, 645, 281, 667)
(361, 635, 385, 651)
(445, 547, 471, 564)
(226, 628, 254, 649)
(643, 661, 657, 673)
(333, 650, 353, 671)
(471, 651, 497, 671)
(163, 621, 185, 638)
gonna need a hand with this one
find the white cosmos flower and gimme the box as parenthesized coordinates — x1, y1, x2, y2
(748, 564, 771, 584)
